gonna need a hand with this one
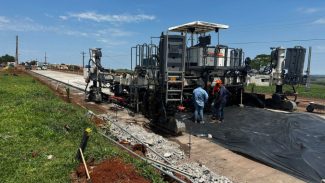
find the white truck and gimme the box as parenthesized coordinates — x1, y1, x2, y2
(36, 61, 48, 70)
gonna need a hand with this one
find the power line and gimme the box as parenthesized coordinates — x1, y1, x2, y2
(233, 20, 311, 29)
(226, 18, 321, 34)
(231, 16, 320, 29)
(227, 38, 325, 45)
(101, 54, 129, 58)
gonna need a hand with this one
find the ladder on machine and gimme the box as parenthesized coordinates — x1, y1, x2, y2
(164, 32, 185, 104)
(165, 71, 184, 103)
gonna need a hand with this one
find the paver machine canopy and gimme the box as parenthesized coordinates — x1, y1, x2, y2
(168, 21, 249, 107)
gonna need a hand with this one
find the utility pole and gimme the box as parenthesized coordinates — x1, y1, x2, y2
(305, 46, 312, 91)
(44, 52, 47, 64)
(15, 35, 19, 65)
(81, 51, 85, 67)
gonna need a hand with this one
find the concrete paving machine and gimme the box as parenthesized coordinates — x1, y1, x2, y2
(122, 37, 187, 134)
(113, 21, 250, 134)
(82, 23, 310, 135)
(84, 48, 113, 102)
(265, 46, 309, 111)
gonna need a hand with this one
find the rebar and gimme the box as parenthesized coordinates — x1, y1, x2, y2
(98, 132, 189, 183)
(102, 116, 172, 165)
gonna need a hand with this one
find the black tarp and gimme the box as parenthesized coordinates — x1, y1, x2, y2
(180, 107, 325, 182)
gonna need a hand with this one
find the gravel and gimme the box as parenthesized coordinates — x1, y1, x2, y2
(98, 111, 232, 183)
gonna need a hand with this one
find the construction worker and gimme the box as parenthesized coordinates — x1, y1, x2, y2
(212, 79, 231, 122)
(211, 80, 221, 120)
(192, 82, 209, 124)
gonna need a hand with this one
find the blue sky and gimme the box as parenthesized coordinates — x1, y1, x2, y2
(0, 0, 324, 74)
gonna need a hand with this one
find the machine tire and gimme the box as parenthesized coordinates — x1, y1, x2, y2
(306, 104, 314, 112)
(283, 100, 297, 112)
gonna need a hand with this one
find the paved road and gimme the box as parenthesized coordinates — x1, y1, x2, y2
(32, 70, 111, 94)
(32, 70, 86, 89)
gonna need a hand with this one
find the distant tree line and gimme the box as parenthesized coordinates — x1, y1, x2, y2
(249, 54, 271, 71)
(310, 76, 325, 86)
(0, 52, 271, 74)
(0, 54, 39, 66)
(67, 65, 81, 71)
(113, 68, 133, 74)
(0, 54, 15, 64)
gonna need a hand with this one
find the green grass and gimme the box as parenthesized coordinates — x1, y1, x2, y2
(0, 72, 164, 183)
(310, 76, 325, 86)
(245, 83, 325, 99)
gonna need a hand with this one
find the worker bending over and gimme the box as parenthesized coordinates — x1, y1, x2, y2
(192, 82, 209, 124)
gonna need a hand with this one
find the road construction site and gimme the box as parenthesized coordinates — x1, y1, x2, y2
(28, 69, 325, 183)
(3, 20, 325, 183)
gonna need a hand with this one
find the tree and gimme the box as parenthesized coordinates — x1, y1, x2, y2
(68, 65, 81, 71)
(250, 54, 271, 71)
(0, 54, 15, 64)
(30, 60, 37, 65)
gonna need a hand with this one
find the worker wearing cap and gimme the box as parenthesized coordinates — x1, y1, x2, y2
(211, 80, 221, 119)
(212, 79, 231, 122)
(192, 82, 209, 124)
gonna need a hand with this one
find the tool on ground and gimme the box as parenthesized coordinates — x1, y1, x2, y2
(76, 128, 92, 161)
(79, 148, 91, 180)
(306, 102, 325, 113)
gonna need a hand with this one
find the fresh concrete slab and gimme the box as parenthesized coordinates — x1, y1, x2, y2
(32, 70, 111, 94)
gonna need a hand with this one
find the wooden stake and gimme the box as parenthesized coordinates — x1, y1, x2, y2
(79, 148, 91, 180)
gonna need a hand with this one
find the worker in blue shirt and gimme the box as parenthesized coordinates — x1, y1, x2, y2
(213, 79, 231, 122)
(192, 83, 209, 124)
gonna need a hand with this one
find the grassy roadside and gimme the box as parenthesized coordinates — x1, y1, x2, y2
(0, 71, 164, 183)
(245, 83, 325, 99)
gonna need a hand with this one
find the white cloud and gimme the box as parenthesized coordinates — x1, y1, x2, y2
(0, 16, 48, 31)
(59, 16, 68, 20)
(0, 15, 133, 40)
(66, 11, 155, 23)
(44, 13, 54, 18)
(96, 38, 128, 47)
(298, 7, 320, 14)
(24, 17, 34, 22)
(313, 18, 325, 24)
(0, 15, 134, 47)
(63, 30, 88, 37)
(96, 28, 134, 37)
(97, 38, 108, 43)
(91, 28, 135, 46)
(0, 16, 10, 24)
